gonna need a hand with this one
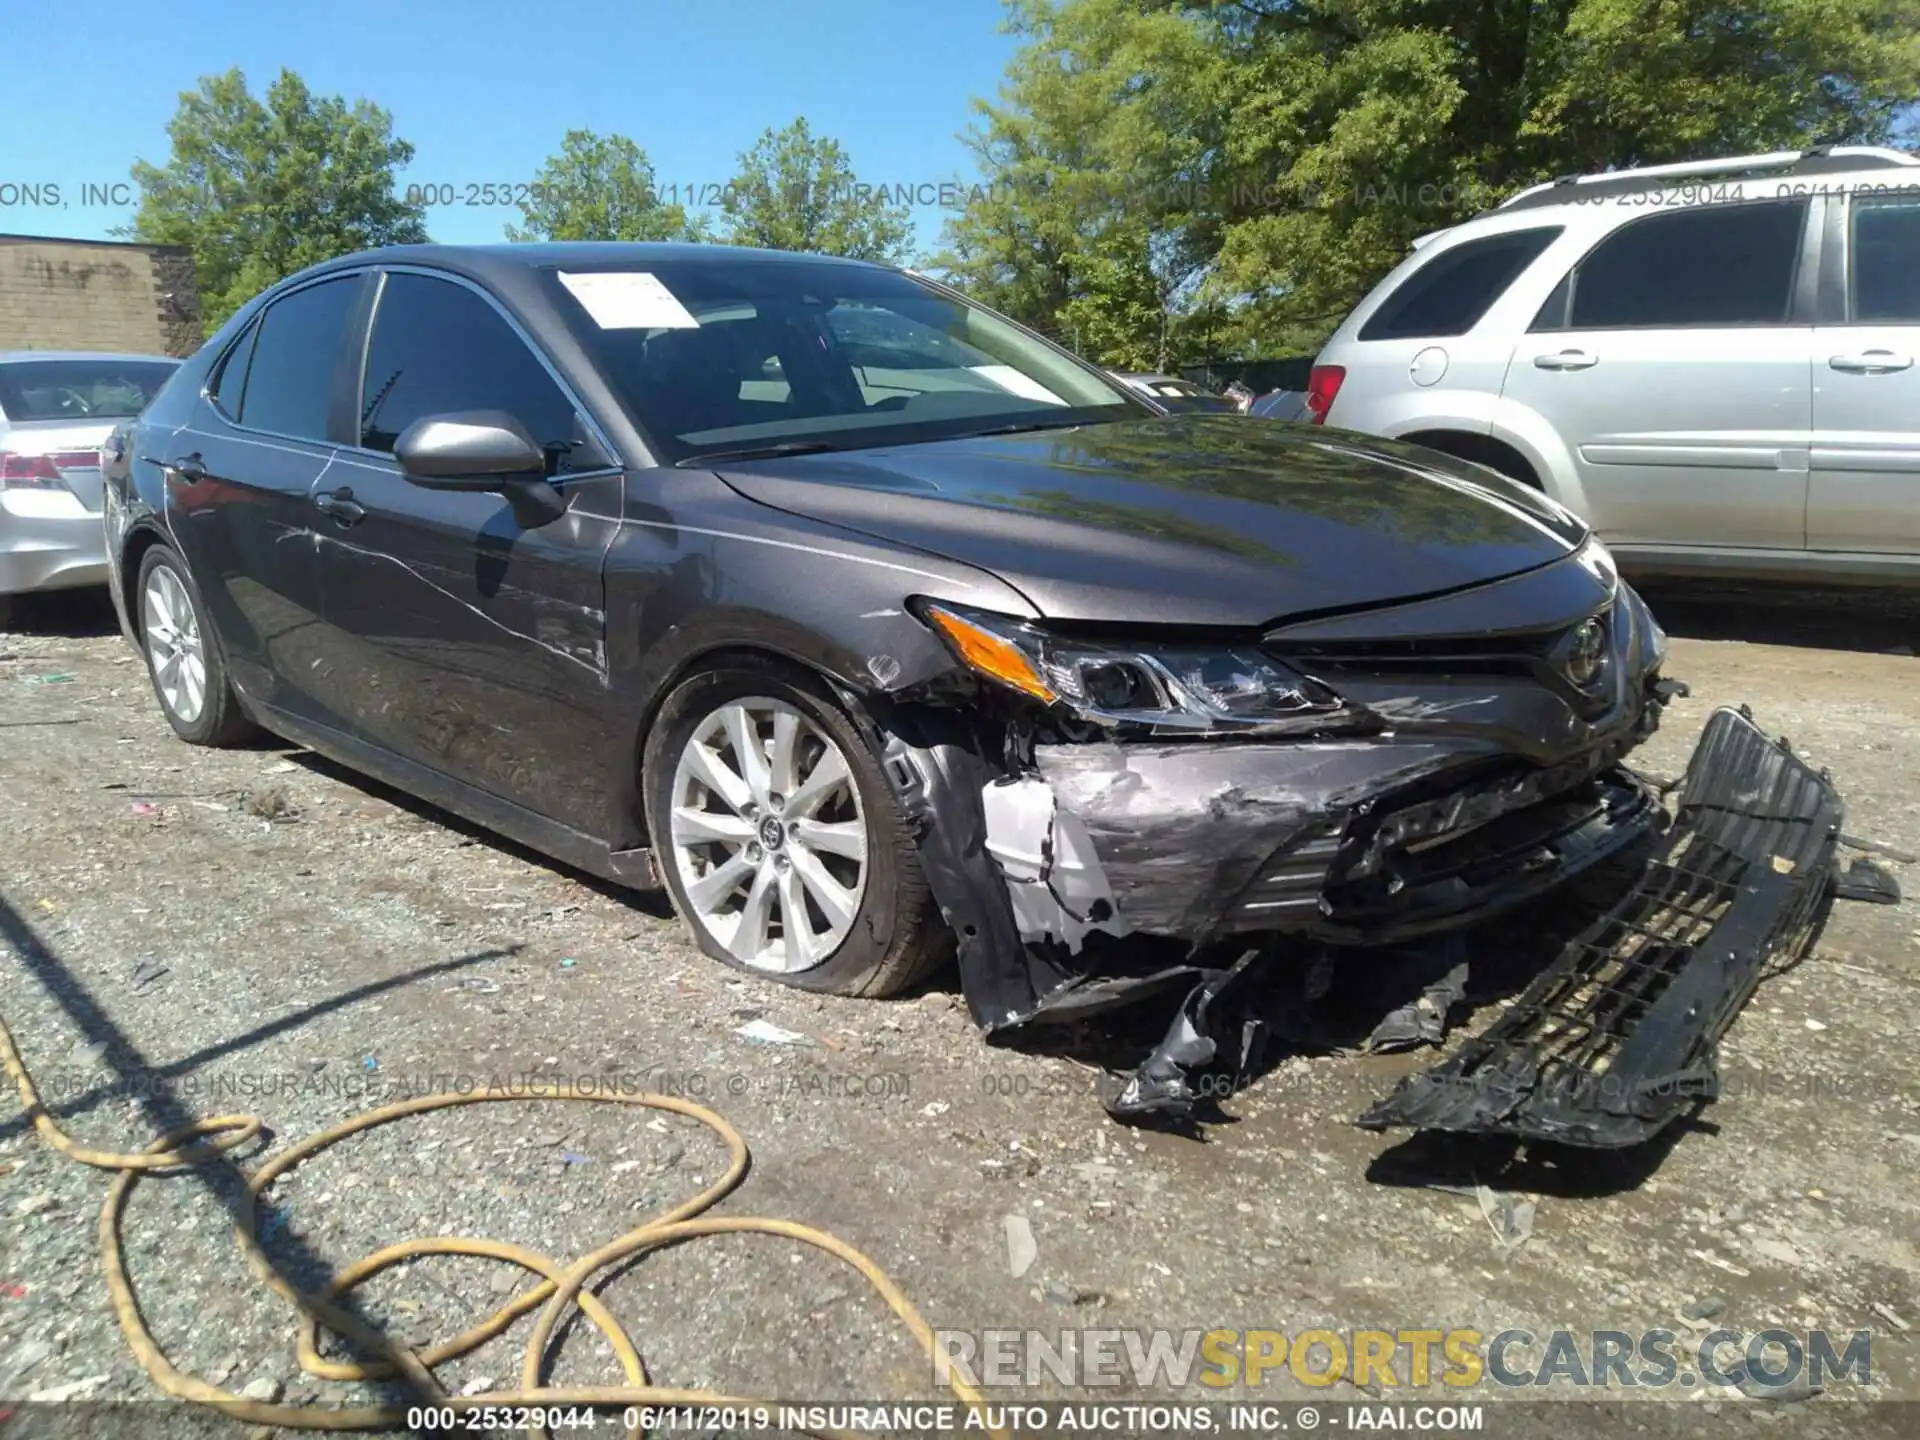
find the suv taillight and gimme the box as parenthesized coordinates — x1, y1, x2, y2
(1304, 364, 1346, 425)
(0, 453, 67, 490)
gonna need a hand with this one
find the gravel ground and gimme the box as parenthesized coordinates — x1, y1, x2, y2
(1, 583, 1916, 1438)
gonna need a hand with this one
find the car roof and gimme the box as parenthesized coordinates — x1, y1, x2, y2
(1489, 145, 1920, 216)
(0, 350, 180, 365)
(296, 241, 892, 290)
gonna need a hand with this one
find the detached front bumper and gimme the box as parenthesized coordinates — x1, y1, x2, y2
(1358, 706, 1844, 1148)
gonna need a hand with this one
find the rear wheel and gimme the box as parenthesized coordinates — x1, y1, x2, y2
(136, 545, 255, 746)
(643, 657, 947, 996)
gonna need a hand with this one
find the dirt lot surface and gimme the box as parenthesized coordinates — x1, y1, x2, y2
(2, 582, 1916, 1438)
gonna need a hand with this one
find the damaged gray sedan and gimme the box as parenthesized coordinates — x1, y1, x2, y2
(103, 243, 1874, 1149)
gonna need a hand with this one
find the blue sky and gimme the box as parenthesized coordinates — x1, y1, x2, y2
(0, 0, 1022, 258)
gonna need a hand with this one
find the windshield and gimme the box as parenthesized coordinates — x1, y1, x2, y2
(0, 358, 179, 422)
(542, 260, 1148, 463)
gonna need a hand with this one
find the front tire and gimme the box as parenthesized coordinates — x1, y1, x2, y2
(135, 544, 255, 746)
(643, 656, 947, 996)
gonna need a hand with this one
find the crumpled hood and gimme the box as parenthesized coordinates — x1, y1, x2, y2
(714, 415, 1586, 627)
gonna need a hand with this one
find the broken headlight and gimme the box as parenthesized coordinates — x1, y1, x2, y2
(920, 602, 1353, 734)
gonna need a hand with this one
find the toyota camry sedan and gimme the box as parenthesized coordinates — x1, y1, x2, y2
(101, 243, 1853, 1136)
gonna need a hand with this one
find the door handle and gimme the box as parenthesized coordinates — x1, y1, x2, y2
(1828, 350, 1914, 375)
(1533, 349, 1598, 371)
(166, 455, 207, 482)
(313, 487, 367, 526)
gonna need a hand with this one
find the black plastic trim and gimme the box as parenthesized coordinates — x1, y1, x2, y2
(1357, 707, 1841, 1148)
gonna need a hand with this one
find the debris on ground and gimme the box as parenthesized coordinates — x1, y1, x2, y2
(242, 785, 297, 821)
(7, 1338, 53, 1375)
(1366, 957, 1469, 1053)
(1004, 1214, 1037, 1278)
(1476, 1185, 1535, 1251)
(734, 1018, 809, 1046)
(28, 1375, 110, 1402)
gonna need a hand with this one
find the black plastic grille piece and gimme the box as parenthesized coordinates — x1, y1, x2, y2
(1357, 707, 1841, 1148)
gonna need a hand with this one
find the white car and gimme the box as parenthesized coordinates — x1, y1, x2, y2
(0, 351, 180, 597)
(1112, 372, 1243, 413)
(1308, 146, 1920, 585)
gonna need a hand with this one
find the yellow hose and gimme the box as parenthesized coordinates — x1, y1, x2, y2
(3, 1013, 1005, 1439)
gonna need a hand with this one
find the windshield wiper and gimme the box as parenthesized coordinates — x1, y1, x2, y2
(678, 440, 842, 467)
(950, 418, 1087, 440)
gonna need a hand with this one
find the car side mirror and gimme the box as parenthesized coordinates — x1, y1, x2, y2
(393, 410, 567, 528)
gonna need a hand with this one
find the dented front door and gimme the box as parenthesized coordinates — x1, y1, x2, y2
(306, 451, 622, 829)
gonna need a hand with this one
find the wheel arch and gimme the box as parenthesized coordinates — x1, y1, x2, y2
(1401, 428, 1544, 489)
(117, 521, 175, 642)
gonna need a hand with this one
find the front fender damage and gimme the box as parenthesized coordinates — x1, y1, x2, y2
(850, 680, 1881, 1149)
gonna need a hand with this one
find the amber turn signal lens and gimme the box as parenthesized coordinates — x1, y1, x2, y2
(923, 605, 1057, 703)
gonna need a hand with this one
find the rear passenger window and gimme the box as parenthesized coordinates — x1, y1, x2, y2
(358, 273, 581, 465)
(238, 277, 361, 440)
(1542, 199, 1808, 330)
(1850, 194, 1920, 322)
(209, 319, 257, 417)
(1358, 227, 1562, 341)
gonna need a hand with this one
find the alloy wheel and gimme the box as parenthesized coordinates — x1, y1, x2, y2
(667, 696, 870, 973)
(142, 565, 207, 725)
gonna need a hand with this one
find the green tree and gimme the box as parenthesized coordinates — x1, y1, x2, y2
(507, 129, 708, 243)
(939, 0, 1920, 368)
(129, 69, 427, 329)
(718, 118, 914, 262)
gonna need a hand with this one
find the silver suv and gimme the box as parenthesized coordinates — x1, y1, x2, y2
(1311, 147, 1920, 585)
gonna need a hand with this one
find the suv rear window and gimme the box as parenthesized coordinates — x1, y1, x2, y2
(0, 358, 178, 422)
(1358, 227, 1562, 341)
(1537, 198, 1808, 330)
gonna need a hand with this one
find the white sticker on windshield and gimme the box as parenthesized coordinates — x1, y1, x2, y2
(967, 364, 1067, 405)
(557, 271, 700, 330)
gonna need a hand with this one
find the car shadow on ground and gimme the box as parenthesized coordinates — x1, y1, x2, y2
(286, 748, 677, 921)
(0, 587, 121, 639)
(1634, 580, 1920, 654)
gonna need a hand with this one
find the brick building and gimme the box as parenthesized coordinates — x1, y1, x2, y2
(0, 234, 201, 357)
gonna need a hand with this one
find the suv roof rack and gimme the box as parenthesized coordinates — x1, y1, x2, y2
(1495, 145, 1919, 213)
